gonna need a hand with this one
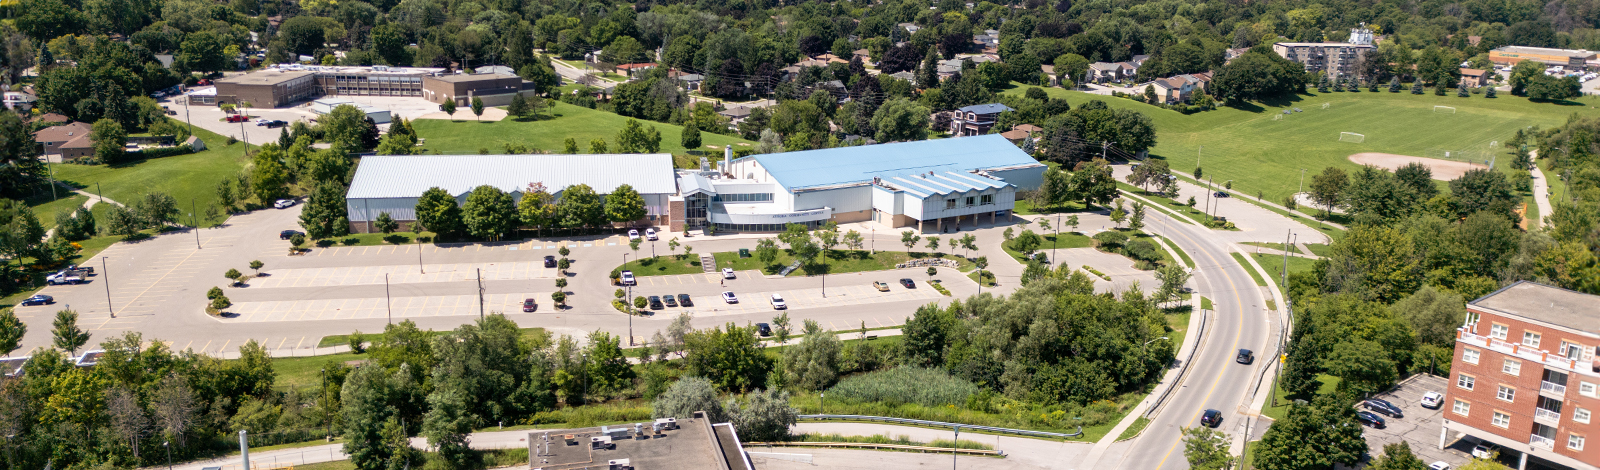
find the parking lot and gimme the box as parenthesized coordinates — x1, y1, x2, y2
(1360, 374, 1476, 467)
(229, 292, 549, 322)
(624, 274, 946, 326)
(249, 261, 559, 288)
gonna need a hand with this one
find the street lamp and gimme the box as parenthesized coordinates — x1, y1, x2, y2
(102, 256, 113, 318)
(164, 441, 172, 470)
(1142, 336, 1171, 348)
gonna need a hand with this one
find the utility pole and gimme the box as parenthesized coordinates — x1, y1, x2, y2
(476, 268, 484, 319)
(385, 273, 392, 324)
(1203, 177, 1213, 221)
(102, 256, 113, 317)
(1298, 169, 1307, 196)
(1282, 229, 1292, 288)
(418, 243, 425, 274)
(191, 198, 200, 249)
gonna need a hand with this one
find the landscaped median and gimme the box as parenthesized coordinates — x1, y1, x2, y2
(615, 249, 976, 277)
(1002, 227, 1177, 271)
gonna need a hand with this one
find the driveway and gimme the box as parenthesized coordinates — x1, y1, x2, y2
(1113, 164, 1331, 245)
(1360, 374, 1473, 468)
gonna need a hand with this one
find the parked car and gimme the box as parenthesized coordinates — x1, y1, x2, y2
(1471, 442, 1498, 459)
(1236, 349, 1254, 364)
(1200, 409, 1221, 427)
(544, 255, 557, 268)
(722, 268, 735, 279)
(873, 281, 890, 291)
(522, 298, 537, 312)
(620, 270, 635, 286)
(20, 295, 53, 306)
(1429, 462, 1451, 470)
(1355, 411, 1386, 428)
(266, 120, 288, 128)
(274, 199, 296, 209)
(280, 230, 303, 240)
(721, 291, 738, 303)
(647, 295, 663, 310)
(900, 278, 916, 288)
(46, 272, 83, 285)
(226, 114, 249, 122)
(645, 228, 657, 240)
(677, 294, 692, 307)
(1213, 191, 1230, 198)
(755, 322, 772, 336)
(663, 295, 678, 307)
(770, 293, 787, 310)
(255, 118, 271, 126)
(628, 229, 640, 240)
(1363, 398, 1403, 418)
(1420, 391, 1444, 409)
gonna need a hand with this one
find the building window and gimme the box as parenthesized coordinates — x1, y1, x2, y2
(1491, 323, 1508, 340)
(1463, 348, 1480, 365)
(1570, 434, 1586, 451)
(1577, 408, 1591, 424)
(1457, 374, 1475, 391)
(980, 194, 993, 205)
(1497, 385, 1516, 402)
(965, 196, 975, 206)
(1525, 331, 1542, 348)
(1453, 399, 1470, 417)
(946, 199, 956, 209)
(1492, 411, 1511, 428)
(1583, 382, 1599, 398)
(1503, 358, 1520, 376)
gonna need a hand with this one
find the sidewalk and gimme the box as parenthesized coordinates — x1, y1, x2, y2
(1531, 151, 1552, 229)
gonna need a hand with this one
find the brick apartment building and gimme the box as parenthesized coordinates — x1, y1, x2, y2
(1272, 42, 1374, 79)
(1443, 281, 1600, 470)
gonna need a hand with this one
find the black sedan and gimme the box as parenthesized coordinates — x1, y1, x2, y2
(280, 230, 303, 240)
(647, 296, 663, 310)
(677, 294, 693, 307)
(20, 295, 53, 306)
(900, 278, 916, 288)
(1363, 398, 1403, 418)
(1200, 409, 1221, 427)
(1356, 410, 1386, 428)
(543, 255, 557, 268)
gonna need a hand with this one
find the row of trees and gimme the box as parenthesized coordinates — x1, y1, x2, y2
(382, 182, 649, 242)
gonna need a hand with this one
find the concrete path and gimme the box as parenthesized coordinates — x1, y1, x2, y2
(1531, 152, 1553, 229)
(1112, 165, 1333, 246)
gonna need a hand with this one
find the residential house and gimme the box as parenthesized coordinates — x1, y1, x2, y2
(813, 54, 850, 65)
(675, 73, 705, 90)
(34, 113, 69, 124)
(3, 91, 36, 111)
(851, 49, 874, 66)
(949, 103, 1014, 136)
(719, 106, 753, 124)
(616, 62, 658, 78)
(1150, 72, 1213, 104)
(999, 124, 1042, 143)
(1087, 62, 1134, 82)
(1460, 68, 1493, 88)
(890, 71, 916, 82)
(34, 121, 95, 160)
(938, 59, 965, 78)
(897, 22, 920, 34)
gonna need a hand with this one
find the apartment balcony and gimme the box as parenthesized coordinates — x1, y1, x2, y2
(1457, 328, 1592, 377)
(1541, 380, 1568, 398)
(1535, 407, 1562, 425)
(1530, 434, 1556, 450)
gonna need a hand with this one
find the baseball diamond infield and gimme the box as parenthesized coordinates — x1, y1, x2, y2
(1347, 152, 1488, 180)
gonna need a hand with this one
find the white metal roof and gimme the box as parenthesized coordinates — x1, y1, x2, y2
(347, 154, 678, 199)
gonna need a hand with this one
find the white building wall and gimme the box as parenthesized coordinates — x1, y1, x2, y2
(871, 185, 903, 215)
(728, 158, 774, 183)
(793, 185, 872, 213)
(348, 197, 419, 223)
(916, 187, 1016, 219)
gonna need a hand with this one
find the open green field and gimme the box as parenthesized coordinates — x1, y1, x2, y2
(1004, 85, 1597, 204)
(27, 193, 88, 228)
(50, 122, 249, 228)
(412, 102, 753, 163)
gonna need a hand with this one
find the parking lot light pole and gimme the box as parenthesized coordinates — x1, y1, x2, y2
(102, 256, 112, 317)
(385, 273, 392, 324)
(191, 198, 200, 249)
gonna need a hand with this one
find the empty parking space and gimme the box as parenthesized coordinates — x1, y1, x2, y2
(227, 292, 550, 322)
(1361, 374, 1471, 468)
(251, 261, 557, 288)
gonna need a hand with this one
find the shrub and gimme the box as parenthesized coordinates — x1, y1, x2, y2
(1124, 239, 1162, 264)
(342, 237, 360, 246)
(1092, 231, 1128, 249)
(316, 239, 335, 247)
(827, 366, 978, 407)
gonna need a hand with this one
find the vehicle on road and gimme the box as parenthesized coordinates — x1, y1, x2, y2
(1355, 411, 1386, 428)
(645, 228, 657, 240)
(1236, 349, 1254, 364)
(1471, 442, 1498, 459)
(620, 270, 635, 286)
(647, 295, 663, 310)
(873, 281, 890, 291)
(628, 229, 640, 240)
(1363, 398, 1403, 418)
(1200, 409, 1221, 427)
(677, 294, 692, 307)
(755, 322, 772, 336)
(770, 293, 786, 310)
(900, 278, 915, 288)
(255, 118, 270, 125)
(1214, 191, 1230, 198)
(1420, 391, 1444, 409)
(721, 291, 737, 303)
(266, 120, 288, 128)
(274, 199, 296, 209)
(20, 295, 53, 306)
(544, 256, 556, 268)
(1429, 462, 1451, 470)
(522, 298, 537, 312)
(226, 114, 249, 122)
(722, 268, 735, 279)
(280, 230, 303, 240)
(663, 295, 678, 307)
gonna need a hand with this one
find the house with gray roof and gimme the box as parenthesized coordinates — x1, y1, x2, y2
(948, 103, 1014, 136)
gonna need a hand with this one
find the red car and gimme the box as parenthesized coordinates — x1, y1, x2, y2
(226, 114, 250, 123)
(522, 298, 537, 312)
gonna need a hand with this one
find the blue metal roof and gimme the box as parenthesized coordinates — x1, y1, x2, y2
(752, 134, 1042, 190)
(885, 171, 1010, 198)
(957, 103, 1014, 114)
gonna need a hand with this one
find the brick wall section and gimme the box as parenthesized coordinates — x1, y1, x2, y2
(1446, 305, 1600, 464)
(668, 200, 685, 232)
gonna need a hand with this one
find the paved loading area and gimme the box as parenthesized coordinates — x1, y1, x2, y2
(1361, 374, 1475, 468)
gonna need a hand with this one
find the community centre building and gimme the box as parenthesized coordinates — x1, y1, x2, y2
(683, 134, 1046, 233)
(1489, 46, 1598, 67)
(212, 65, 536, 107)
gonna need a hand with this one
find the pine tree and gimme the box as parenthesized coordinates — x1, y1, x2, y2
(1389, 76, 1401, 92)
(681, 121, 702, 152)
(51, 309, 90, 354)
(1485, 84, 1498, 98)
(1411, 80, 1424, 94)
(1458, 84, 1470, 97)
(917, 48, 940, 89)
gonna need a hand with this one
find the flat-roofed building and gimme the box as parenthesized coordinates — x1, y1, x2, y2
(525, 411, 752, 470)
(212, 65, 447, 107)
(420, 72, 534, 106)
(1272, 42, 1374, 78)
(1490, 46, 1598, 67)
(1443, 281, 1600, 470)
(214, 69, 317, 107)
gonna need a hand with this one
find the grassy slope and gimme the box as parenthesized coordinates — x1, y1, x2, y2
(1003, 85, 1596, 204)
(50, 121, 249, 228)
(28, 193, 89, 228)
(412, 102, 753, 162)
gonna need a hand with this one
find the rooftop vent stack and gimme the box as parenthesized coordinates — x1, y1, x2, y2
(723, 146, 732, 170)
(699, 157, 710, 171)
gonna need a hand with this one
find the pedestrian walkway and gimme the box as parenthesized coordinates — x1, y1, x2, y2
(1531, 152, 1553, 229)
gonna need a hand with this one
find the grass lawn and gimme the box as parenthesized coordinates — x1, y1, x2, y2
(1165, 308, 1192, 348)
(1004, 84, 1595, 207)
(711, 249, 976, 276)
(617, 254, 704, 276)
(273, 351, 368, 390)
(310, 231, 439, 247)
(50, 122, 249, 228)
(1119, 184, 1211, 222)
(27, 193, 89, 228)
(1116, 416, 1151, 441)
(1250, 253, 1318, 283)
(1232, 253, 1268, 286)
(1261, 374, 1341, 421)
(411, 102, 752, 163)
(1001, 232, 1093, 264)
(313, 327, 547, 348)
(1200, 296, 1213, 310)
(1013, 199, 1092, 215)
(1154, 235, 1195, 268)
(967, 269, 996, 287)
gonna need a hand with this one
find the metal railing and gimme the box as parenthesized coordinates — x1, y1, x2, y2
(1542, 381, 1568, 396)
(1530, 434, 1556, 449)
(745, 441, 1002, 456)
(1535, 408, 1562, 423)
(797, 415, 1082, 439)
(1146, 309, 1208, 419)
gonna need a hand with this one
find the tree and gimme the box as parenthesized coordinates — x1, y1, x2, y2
(1110, 201, 1127, 227)
(1370, 441, 1427, 470)
(844, 230, 865, 252)
(518, 183, 556, 236)
(590, 138, 608, 153)
(1309, 167, 1349, 217)
(1323, 339, 1397, 396)
(726, 388, 798, 442)
(470, 96, 485, 121)
(900, 230, 921, 252)
(1255, 399, 1368, 470)
(373, 212, 399, 234)
(322, 105, 372, 151)
(105, 385, 149, 458)
(755, 238, 781, 267)
(415, 187, 464, 239)
(1527, 74, 1581, 101)
(1211, 48, 1308, 101)
(684, 323, 773, 393)
(681, 121, 702, 151)
(925, 236, 940, 252)
(225, 268, 243, 286)
(652, 376, 726, 423)
(0, 308, 25, 356)
(440, 100, 457, 119)
(557, 184, 606, 231)
(506, 94, 529, 120)
(1450, 168, 1519, 222)
(870, 97, 931, 142)
(176, 30, 227, 74)
(91, 118, 128, 164)
(1508, 60, 1544, 96)
(616, 119, 651, 153)
(1071, 160, 1118, 208)
(1155, 265, 1192, 307)
(341, 364, 398, 470)
(605, 184, 648, 224)
(51, 308, 89, 354)
(782, 320, 841, 390)
(1182, 426, 1234, 470)
(564, 138, 579, 154)
(461, 185, 517, 240)
(902, 304, 951, 367)
(216, 179, 236, 211)
(1129, 203, 1146, 231)
(251, 147, 291, 203)
(299, 181, 351, 240)
(151, 373, 198, 448)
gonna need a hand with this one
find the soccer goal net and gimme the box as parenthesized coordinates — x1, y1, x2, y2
(1321, 103, 1331, 109)
(1338, 132, 1365, 143)
(1434, 106, 1456, 114)
(1273, 114, 1283, 121)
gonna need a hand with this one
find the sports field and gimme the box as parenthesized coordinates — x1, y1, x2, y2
(1005, 85, 1598, 203)
(411, 101, 754, 164)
